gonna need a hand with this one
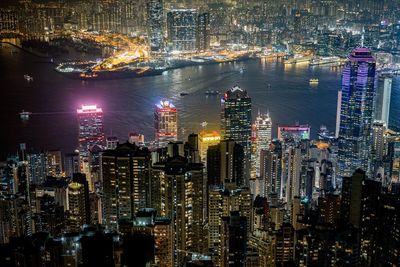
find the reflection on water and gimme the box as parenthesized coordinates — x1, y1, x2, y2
(0, 44, 399, 157)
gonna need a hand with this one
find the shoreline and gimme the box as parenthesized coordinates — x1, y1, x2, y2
(0, 41, 53, 60)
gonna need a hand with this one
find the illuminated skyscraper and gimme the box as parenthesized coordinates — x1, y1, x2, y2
(372, 121, 386, 162)
(374, 76, 392, 126)
(199, 130, 221, 165)
(260, 140, 283, 198)
(221, 85, 252, 183)
(147, 0, 164, 52)
(208, 187, 252, 267)
(46, 150, 63, 177)
(197, 12, 210, 51)
(337, 48, 377, 178)
(77, 104, 105, 177)
(251, 113, 272, 178)
(284, 146, 302, 205)
(154, 99, 178, 146)
(167, 9, 198, 52)
(27, 152, 47, 185)
(67, 182, 86, 232)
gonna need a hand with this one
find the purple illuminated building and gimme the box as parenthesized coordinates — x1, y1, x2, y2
(337, 48, 377, 178)
(77, 105, 105, 173)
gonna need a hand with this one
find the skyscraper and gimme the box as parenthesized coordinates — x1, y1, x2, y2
(77, 104, 105, 180)
(221, 85, 252, 183)
(147, 0, 164, 52)
(199, 130, 221, 166)
(167, 9, 198, 52)
(374, 75, 392, 126)
(284, 146, 302, 205)
(372, 120, 386, 162)
(337, 48, 377, 178)
(251, 113, 272, 178)
(67, 182, 86, 232)
(197, 12, 210, 52)
(154, 99, 178, 146)
(260, 140, 283, 198)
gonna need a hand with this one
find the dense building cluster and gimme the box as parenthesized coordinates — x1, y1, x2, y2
(1, 0, 400, 267)
(1, 0, 400, 55)
(1, 47, 400, 266)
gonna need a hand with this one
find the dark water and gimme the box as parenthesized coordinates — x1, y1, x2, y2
(1, 44, 399, 158)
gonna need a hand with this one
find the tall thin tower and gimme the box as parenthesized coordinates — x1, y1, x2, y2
(221, 85, 252, 184)
(337, 48, 377, 178)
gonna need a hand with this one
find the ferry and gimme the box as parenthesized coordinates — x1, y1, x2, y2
(309, 78, 319, 85)
(205, 90, 220, 96)
(20, 110, 32, 120)
(24, 74, 33, 82)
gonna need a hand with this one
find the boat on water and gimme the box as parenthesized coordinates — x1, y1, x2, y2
(205, 90, 220, 96)
(180, 92, 189, 96)
(309, 78, 319, 85)
(20, 110, 32, 120)
(24, 74, 33, 82)
(239, 67, 246, 74)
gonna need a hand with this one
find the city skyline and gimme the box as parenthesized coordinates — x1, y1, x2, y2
(1, 1, 400, 267)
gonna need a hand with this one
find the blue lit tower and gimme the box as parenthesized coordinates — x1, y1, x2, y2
(337, 48, 377, 178)
(147, 0, 163, 52)
(221, 85, 252, 183)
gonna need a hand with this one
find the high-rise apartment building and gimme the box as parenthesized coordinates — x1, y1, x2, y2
(260, 140, 283, 198)
(251, 113, 272, 178)
(284, 146, 302, 205)
(101, 142, 152, 230)
(167, 9, 198, 52)
(151, 154, 205, 267)
(147, 0, 164, 52)
(207, 140, 244, 187)
(337, 48, 377, 178)
(197, 12, 210, 51)
(67, 182, 86, 232)
(372, 120, 386, 162)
